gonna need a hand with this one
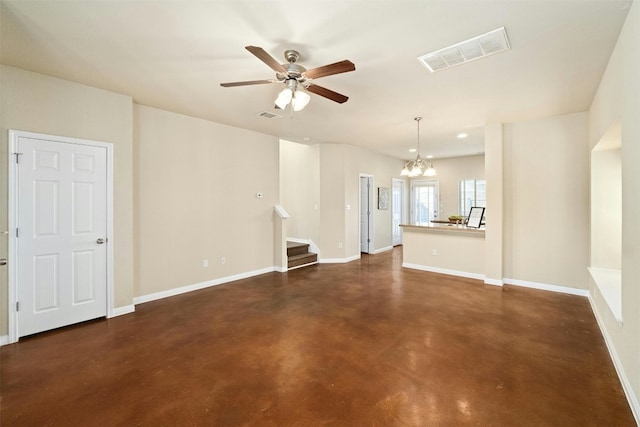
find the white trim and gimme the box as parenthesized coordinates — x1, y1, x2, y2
(588, 295, 640, 424)
(7, 130, 115, 344)
(359, 174, 375, 254)
(371, 245, 393, 254)
(402, 262, 485, 281)
(134, 267, 275, 305)
(588, 267, 622, 323)
(109, 305, 135, 318)
(287, 261, 319, 271)
(484, 278, 504, 286)
(274, 266, 288, 273)
(0, 335, 9, 347)
(319, 254, 361, 264)
(503, 277, 589, 297)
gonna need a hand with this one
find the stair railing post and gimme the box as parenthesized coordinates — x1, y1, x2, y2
(273, 205, 290, 272)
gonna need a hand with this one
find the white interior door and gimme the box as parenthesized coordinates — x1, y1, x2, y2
(392, 179, 404, 245)
(17, 136, 108, 337)
(360, 176, 374, 253)
(360, 177, 370, 253)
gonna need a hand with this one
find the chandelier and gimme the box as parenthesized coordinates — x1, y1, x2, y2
(401, 117, 436, 177)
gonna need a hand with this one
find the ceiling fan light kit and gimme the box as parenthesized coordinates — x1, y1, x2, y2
(401, 117, 436, 177)
(220, 46, 355, 113)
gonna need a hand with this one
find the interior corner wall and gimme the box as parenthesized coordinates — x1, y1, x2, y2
(503, 111, 589, 289)
(0, 65, 135, 335)
(345, 145, 405, 254)
(279, 140, 320, 245)
(134, 105, 279, 298)
(588, 0, 640, 417)
(318, 144, 347, 259)
(431, 154, 485, 219)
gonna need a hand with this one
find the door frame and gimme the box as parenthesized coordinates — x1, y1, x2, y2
(391, 178, 406, 246)
(410, 179, 440, 225)
(359, 174, 374, 254)
(7, 130, 115, 344)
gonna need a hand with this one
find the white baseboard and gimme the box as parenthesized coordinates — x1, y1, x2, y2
(287, 261, 319, 271)
(134, 267, 275, 305)
(588, 294, 640, 424)
(402, 262, 485, 281)
(109, 304, 135, 318)
(371, 245, 393, 254)
(484, 278, 504, 286)
(0, 335, 9, 347)
(320, 254, 361, 264)
(503, 277, 589, 297)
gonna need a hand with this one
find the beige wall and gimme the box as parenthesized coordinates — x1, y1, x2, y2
(279, 140, 320, 244)
(343, 144, 405, 255)
(314, 143, 403, 260)
(591, 148, 621, 269)
(402, 229, 485, 276)
(589, 0, 640, 415)
(0, 66, 135, 335)
(134, 105, 279, 297)
(503, 112, 590, 289)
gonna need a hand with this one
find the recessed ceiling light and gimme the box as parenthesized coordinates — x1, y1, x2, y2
(409, 148, 417, 153)
(426, 155, 434, 159)
(457, 133, 468, 139)
(303, 136, 311, 141)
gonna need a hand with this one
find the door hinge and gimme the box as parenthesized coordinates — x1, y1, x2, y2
(16, 228, 19, 238)
(16, 301, 20, 312)
(14, 152, 23, 164)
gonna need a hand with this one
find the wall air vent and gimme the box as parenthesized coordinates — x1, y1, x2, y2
(257, 111, 282, 119)
(418, 27, 510, 73)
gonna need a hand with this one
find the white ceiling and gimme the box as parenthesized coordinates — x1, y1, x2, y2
(0, 0, 632, 161)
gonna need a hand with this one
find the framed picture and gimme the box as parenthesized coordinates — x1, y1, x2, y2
(466, 207, 485, 228)
(378, 187, 390, 210)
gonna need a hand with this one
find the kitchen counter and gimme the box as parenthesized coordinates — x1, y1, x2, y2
(400, 223, 486, 280)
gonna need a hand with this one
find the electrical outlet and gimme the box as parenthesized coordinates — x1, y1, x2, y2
(338, 242, 343, 249)
(203, 259, 209, 267)
(221, 256, 226, 264)
(432, 249, 438, 256)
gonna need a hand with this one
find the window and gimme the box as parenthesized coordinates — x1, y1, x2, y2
(411, 180, 439, 225)
(459, 179, 486, 216)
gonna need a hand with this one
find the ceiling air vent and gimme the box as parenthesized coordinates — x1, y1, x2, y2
(418, 27, 510, 73)
(257, 111, 282, 119)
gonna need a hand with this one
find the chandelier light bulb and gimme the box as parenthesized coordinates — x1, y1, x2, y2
(275, 88, 293, 110)
(292, 90, 311, 111)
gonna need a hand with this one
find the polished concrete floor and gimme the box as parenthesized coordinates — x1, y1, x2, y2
(1, 248, 636, 426)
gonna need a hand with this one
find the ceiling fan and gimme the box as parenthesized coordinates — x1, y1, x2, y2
(220, 46, 355, 111)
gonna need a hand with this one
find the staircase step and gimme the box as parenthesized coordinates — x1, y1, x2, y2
(287, 241, 310, 257)
(287, 252, 318, 269)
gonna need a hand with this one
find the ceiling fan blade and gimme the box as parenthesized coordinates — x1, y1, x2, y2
(220, 80, 274, 87)
(306, 84, 349, 104)
(304, 60, 355, 79)
(245, 46, 287, 73)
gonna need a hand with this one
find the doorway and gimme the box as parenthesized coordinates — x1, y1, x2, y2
(410, 179, 439, 225)
(392, 178, 405, 246)
(8, 131, 114, 342)
(359, 175, 374, 253)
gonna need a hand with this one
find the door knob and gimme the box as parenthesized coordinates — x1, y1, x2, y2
(0, 258, 6, 266)
(96, 238, 105, 244)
